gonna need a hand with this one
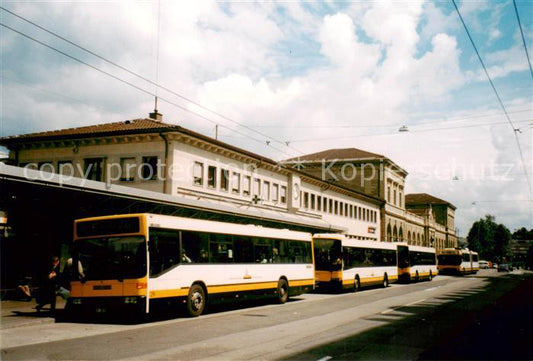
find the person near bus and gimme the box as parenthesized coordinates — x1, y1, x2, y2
(36, 256, 61, 312)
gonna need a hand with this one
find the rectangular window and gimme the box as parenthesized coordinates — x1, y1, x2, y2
(310, 194, 315, 209)
(120, 157, 136, 181)
(335, 201, 339, 215)
(339, 202, 344, 216)
(303, 192, 309, 208)
(38, 161, 54, 173)
(141, 156, 158, 180)
(220, 169, 229, 191)
(207, 166, 217, 188)
(345, 203, 349, 217)
(243, 175, 251, 196)
(232, 172, 241, 193)
(349, 205, 353, 218)
(272, 184, 279, 202)
(193, 162, 203, 185)
(253, 178, 261, 196)
(317, 196, 322, 211)
(263, 181, 270, 201)
(329, 199, 333, 214)
(280, 185, 287, 204)
(84, 158, 105, 181)
(58, 160, 74, 177)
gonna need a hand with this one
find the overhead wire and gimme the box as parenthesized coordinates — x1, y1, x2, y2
(452, 0, 532, 198)
(0, 6, 306, 156)
(513, 0, 533, 80)
(289, 119, 531, 143)
(0, 22, 294, 158)
(246, 108, 532, 129)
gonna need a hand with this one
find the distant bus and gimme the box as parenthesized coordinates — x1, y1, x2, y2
(67, 213, 314, 317)
(397, 244, 437, 282)
(437, 248, 478, 275)
(313, 234, 398, 291)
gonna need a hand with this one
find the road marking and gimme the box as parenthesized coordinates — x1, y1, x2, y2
(317, 356, 333, 361)
(424, 286, 439, 292)
(405, 298, 427, 307)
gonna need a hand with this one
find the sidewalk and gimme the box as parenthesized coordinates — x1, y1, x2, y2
(1, 297, 67, 330)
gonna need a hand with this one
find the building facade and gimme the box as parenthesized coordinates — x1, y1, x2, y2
(0, 116, 382, 241)
(283, 148, 457, 249)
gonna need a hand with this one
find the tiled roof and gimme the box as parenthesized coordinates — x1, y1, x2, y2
(0, 118, 181, 144)
(405, 193, 456, 210)
(0, 117, 283, 167)
(284, 148, 384, 162)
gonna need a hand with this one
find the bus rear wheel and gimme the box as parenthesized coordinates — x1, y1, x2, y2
(186, 284, 206, 317)
(277, 278, 289, 304)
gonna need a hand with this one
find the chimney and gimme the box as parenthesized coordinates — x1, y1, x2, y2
(149, 97, 163, 122)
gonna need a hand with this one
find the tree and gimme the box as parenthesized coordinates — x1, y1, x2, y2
(512, 227, 533, 240)
(467, 215, 496, 260)
(494, 224, 511, 263)
(466, 215, 511, 262)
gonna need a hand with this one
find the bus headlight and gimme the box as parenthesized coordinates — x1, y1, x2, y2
(124, 297, 138, 304)
(72, 298, 82, 305)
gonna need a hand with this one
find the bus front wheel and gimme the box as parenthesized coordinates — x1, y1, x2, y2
(186, 284, 206, 317)
(277, 278, 289, 304)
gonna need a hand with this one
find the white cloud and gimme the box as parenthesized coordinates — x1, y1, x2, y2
(1, 0, 531, 234)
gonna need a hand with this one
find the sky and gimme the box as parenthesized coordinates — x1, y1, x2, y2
(1, 0, 532, 236)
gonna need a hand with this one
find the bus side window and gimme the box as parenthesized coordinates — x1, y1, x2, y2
(210, 233, 233, 263)
(149, 229, 180, 276)
(181, 231, 209, 263)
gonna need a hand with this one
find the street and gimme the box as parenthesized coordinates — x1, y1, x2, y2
(1, 269, 531, 360)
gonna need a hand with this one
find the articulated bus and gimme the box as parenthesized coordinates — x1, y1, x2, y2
(397, 244, 437, 283)
(67, 213, 314, 317)
(437, 248, 478, 275)
(313, 234, 398, 291)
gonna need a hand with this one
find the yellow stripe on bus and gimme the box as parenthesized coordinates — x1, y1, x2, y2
(342, 275, 396, 287)
(149, 279, 315, 299)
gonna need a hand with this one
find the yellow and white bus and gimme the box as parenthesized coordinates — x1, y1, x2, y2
(67, 213, 314, 317)
(437, 248, 478, 275)
(397, 244, 437, 282)
(313, 234, 398, 292)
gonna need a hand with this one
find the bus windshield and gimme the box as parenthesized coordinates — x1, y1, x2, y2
(437, 254, 462, 266)
(74, 236, 147, 281)
(314, 238, 342, 271)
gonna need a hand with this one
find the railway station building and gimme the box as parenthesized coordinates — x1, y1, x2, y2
(283, 149, 457, 249)
(0, 113, 383, 289)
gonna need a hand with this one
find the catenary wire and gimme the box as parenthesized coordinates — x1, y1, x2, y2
(0, 22, 294, 158)
(452, 0, 532, 198)
(288, 119, 531, 143)
(513, 0, 533, 80)
(0, 6, 306, 155)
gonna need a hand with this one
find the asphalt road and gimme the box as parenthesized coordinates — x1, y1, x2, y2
(1, 270, 531, 360)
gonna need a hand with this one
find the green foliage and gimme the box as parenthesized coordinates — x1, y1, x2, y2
(512, 227, 533, 240)
(466, 215, 511, 262)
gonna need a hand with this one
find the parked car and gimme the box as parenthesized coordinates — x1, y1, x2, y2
(497, 263, 510, 272)
(479, 260, 489, 269)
